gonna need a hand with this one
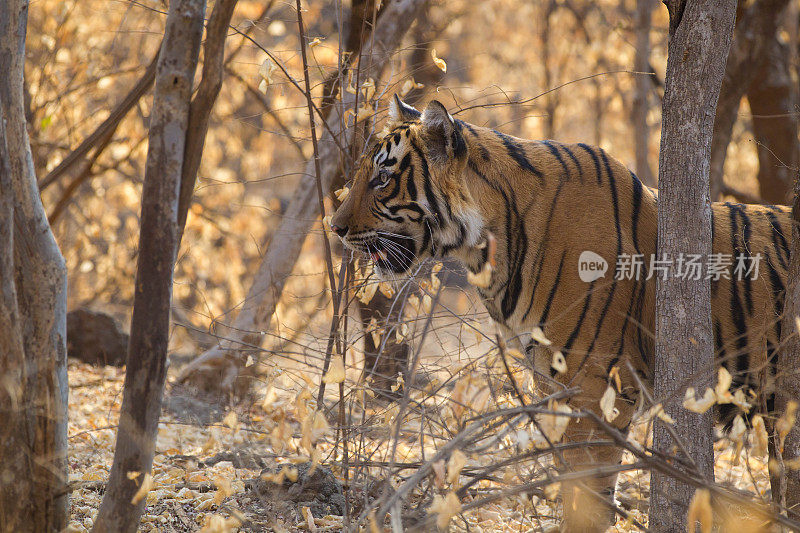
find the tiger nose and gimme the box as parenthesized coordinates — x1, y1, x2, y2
(330, 222, 348, 237)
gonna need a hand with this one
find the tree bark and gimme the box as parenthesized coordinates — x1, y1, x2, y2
(631, 0, 656, 186)
(91, 1, 206, 531)
(176, 0, 429, 391)
(747, 37, 798, 205)
(651, 1, 736, 531)
(709, 0, 790, 200)
(775, 134, 800, 522)
(0, 1, 69, 530)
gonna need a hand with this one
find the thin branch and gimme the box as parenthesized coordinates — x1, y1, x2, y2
(39, 52, 159, 191)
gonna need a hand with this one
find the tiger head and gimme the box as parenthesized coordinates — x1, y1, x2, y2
(330, 96, 484, 275)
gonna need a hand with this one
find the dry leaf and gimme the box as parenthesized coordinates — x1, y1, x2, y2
(429, 492, 460, 529)
(543, 482, 561, 500)
(262, 385, 278, 410)
(531, 326, 552, 346)
(358, 280, 378, 305)
(551, 351, 567, 374)
(222, 411, 239, 430)
(687, 489, 713, 533)
(683, 387, 716, 414)
(345, 104, 373, 123)
(467, 262, 493, 288)
(776, 400, 799, 453)
(130, 472, 153, 505)
(608, 365, 622, 392)
(396, 322, 409, 343)
(600, 385, 619, 422)
(333, 186, 350, 202)
(199, 514, 242, 533)
(752, 414, 769, 457)
(432, 459, 446, 488)
(399, 78, 425, 96)
(302, 506, 317, 532)
(644, 403, 675, 425)
(730, 415, 747, 463)
(323, 357, 346, 384)
(731, 389, 752, 412)
(212, 475, 234, 504)
(258, 58, 277, 91)
(447, 450, 467, 485)
(201, 434, 218, 454)
(715, 367, 734, 403)
(431, 48, 447, 72)
(378, 281, 395, 298)
(308, 37, 322, 48)
(539, 401, 572, 442)
(420, 294, 433, 314)
(506, 348, 525, 360)
(369, 317, 382, 347)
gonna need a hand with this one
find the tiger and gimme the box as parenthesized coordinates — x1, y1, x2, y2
(329, 95, 792, 530)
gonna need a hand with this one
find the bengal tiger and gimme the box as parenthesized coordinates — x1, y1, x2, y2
(330, 95, 791, 530)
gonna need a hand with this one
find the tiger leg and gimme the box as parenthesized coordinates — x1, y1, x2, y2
(556, 381, 635, 532)
(557, 421, 625, 532)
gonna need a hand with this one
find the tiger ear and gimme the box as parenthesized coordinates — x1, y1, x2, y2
(422, 100, 464, 164)
(388, 94, 420, 124)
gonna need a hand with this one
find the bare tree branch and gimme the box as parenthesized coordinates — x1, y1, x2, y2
(38, 52, 159, 191)
(176, 0, 430, 391)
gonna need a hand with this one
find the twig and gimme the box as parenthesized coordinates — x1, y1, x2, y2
(39, 51, 159, 191)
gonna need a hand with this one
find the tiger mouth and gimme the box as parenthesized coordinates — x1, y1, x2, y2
(355, 233, 417, 273)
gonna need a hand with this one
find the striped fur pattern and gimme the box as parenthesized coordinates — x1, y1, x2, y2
(330, 96, 790, 529)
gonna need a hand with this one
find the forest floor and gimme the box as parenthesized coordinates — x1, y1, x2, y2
(65, 290, 774, 532)
(64, 361, 774, 532)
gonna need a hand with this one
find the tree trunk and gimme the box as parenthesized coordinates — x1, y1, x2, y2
(651, 1, 736, 531)
(775, 140, 800, 521)
(747, 37, 798, 205)
(709, 0, 790, 200)
(0, 1, 69, 530)
(91, 1, 206, 531)
(176, 0, 429, 391)
(631, 0, 655, 186)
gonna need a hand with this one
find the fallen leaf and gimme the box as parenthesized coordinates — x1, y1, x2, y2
(222, 411, 239, 431)
(323, 357, 346, 384)
(302, 506, 317, 531)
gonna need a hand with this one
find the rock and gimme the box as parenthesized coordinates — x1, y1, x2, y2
(67, 308, 128, 366)
(248, 462, 345, 517)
